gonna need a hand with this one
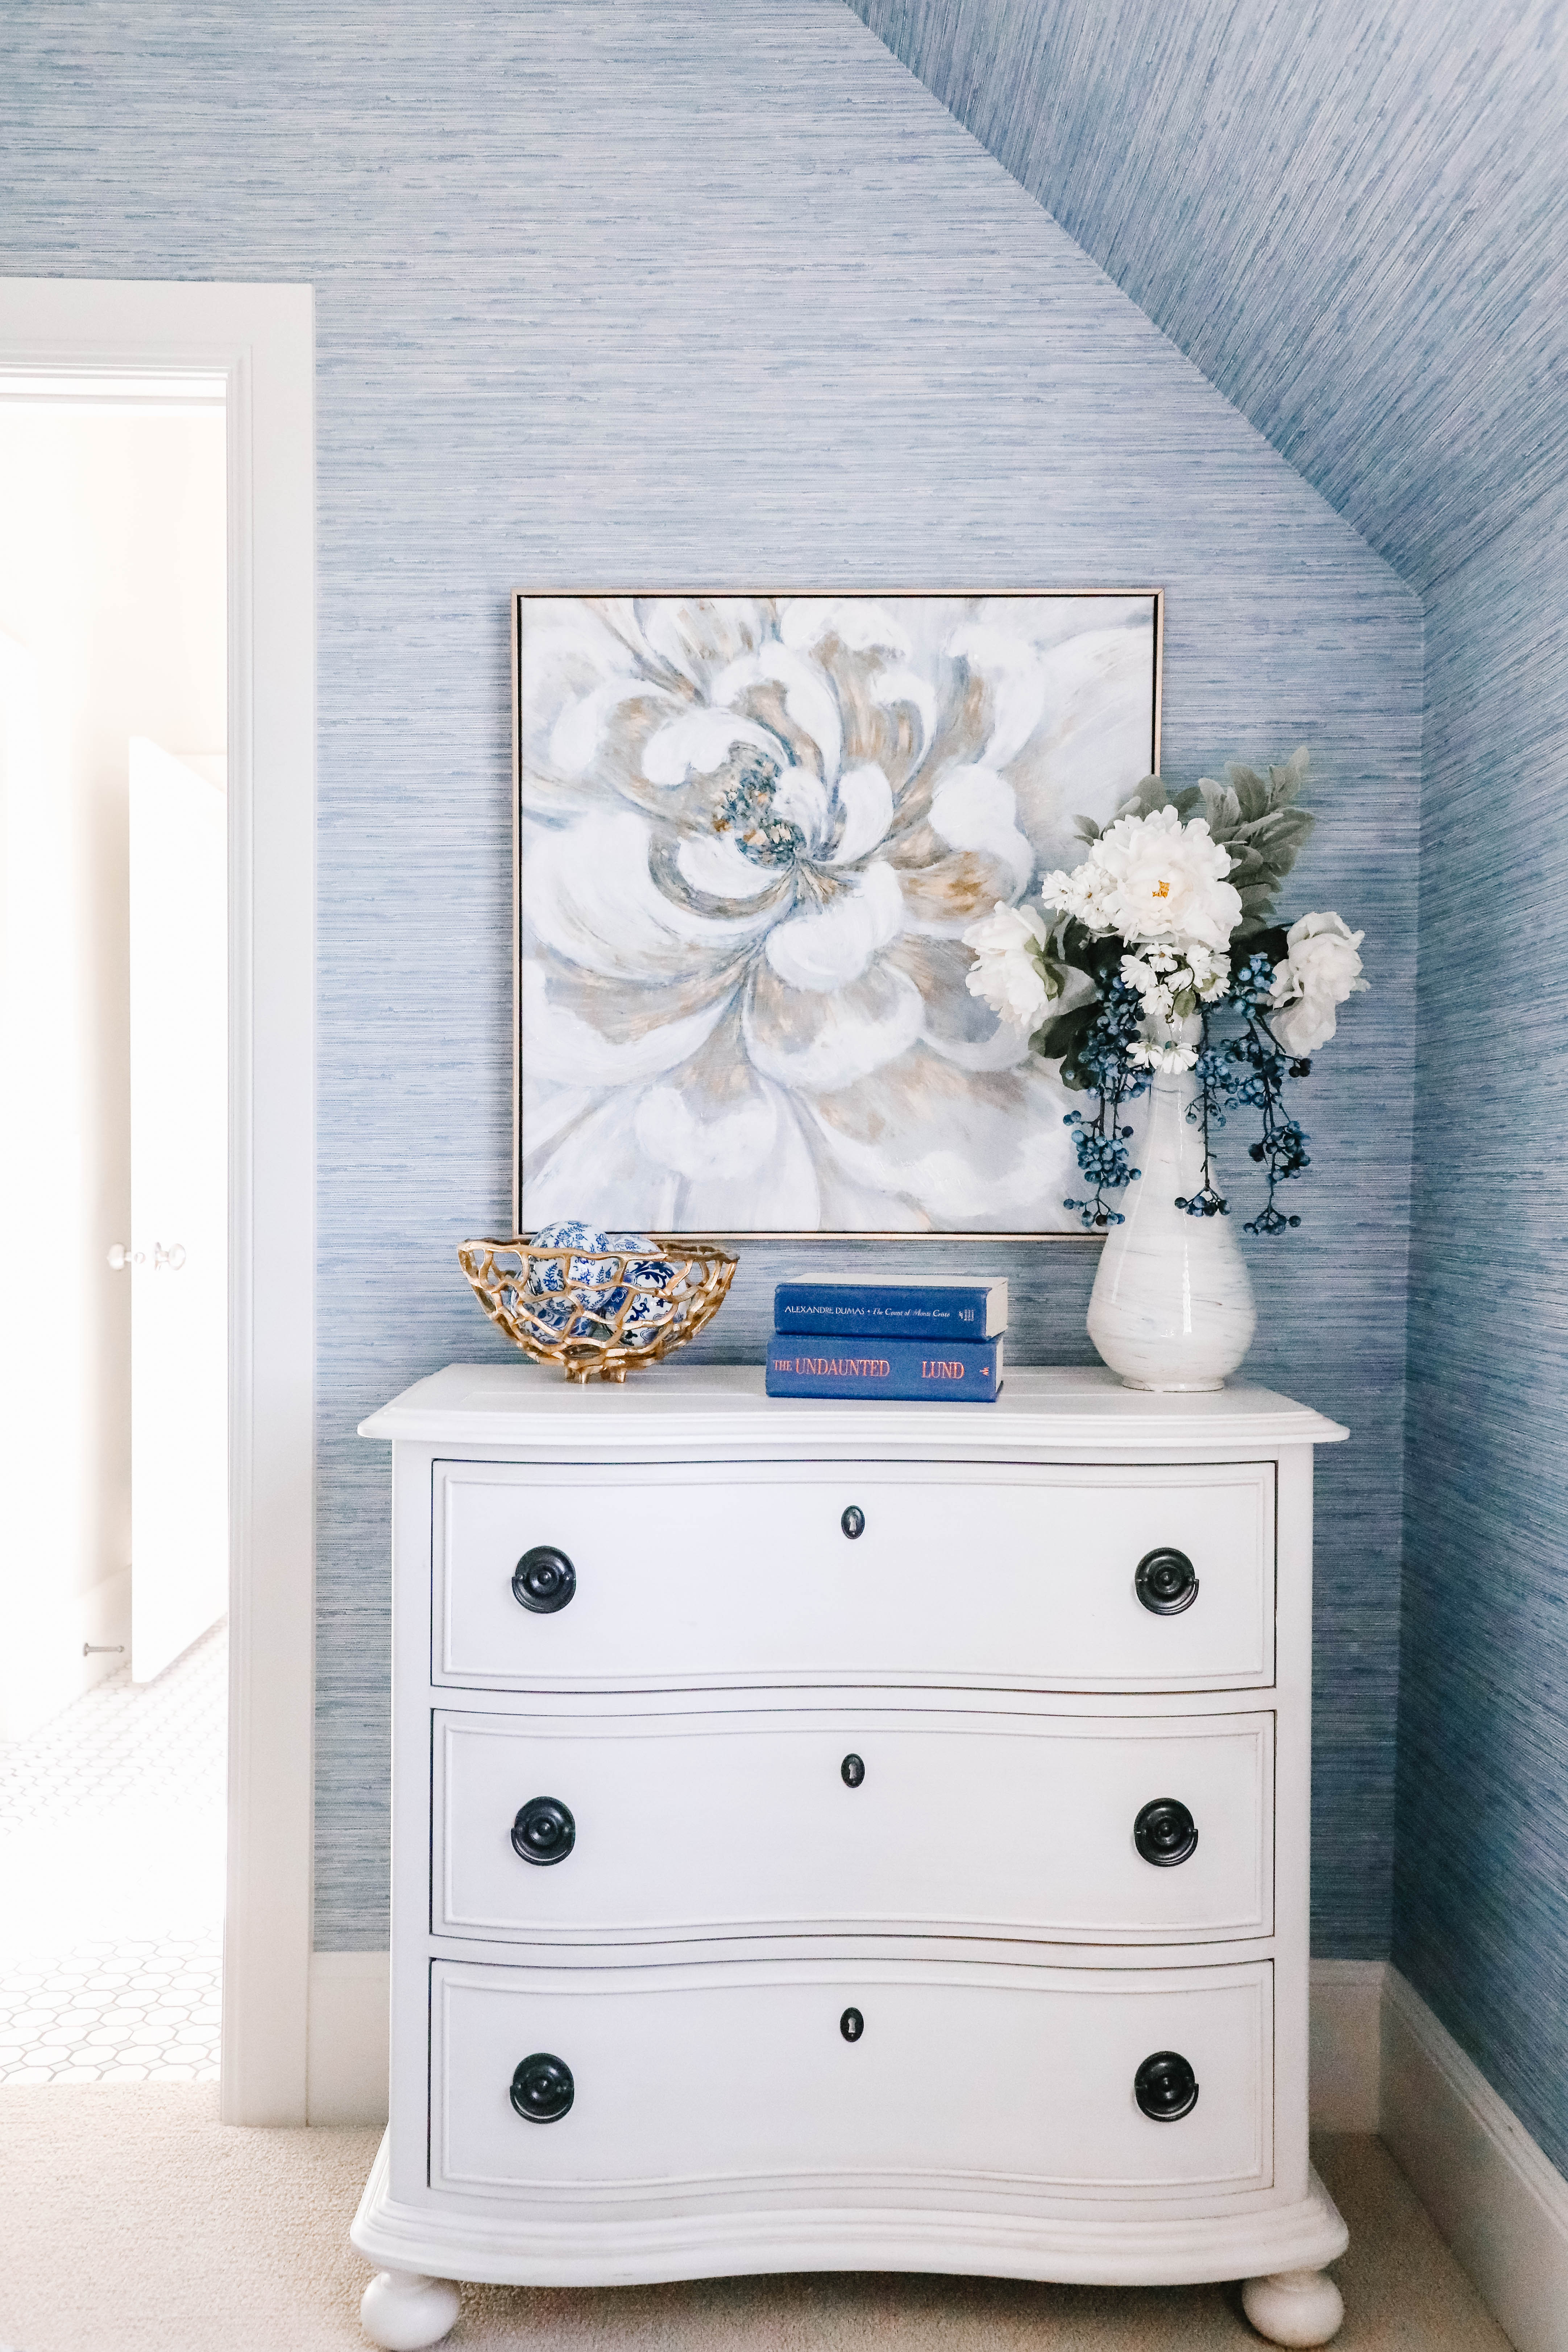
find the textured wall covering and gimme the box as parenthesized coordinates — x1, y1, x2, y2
(0, 0, 1419, 1952)
(848, 0, 1568, 595)
(1395, 474, 1568, 2171)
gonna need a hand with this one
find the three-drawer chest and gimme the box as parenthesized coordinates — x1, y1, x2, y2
(352, 1362, 1350, 2350)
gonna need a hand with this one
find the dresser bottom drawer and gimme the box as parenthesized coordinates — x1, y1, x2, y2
(430, 1957, 1272, 2203)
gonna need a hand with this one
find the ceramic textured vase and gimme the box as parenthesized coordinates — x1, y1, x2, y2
(1087, 1067, 1256, 1391)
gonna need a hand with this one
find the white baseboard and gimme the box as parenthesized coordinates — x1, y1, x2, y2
(304, 1952, 1387, 2137)
(1382, 1965, 1568, 2352)
(307, 1951, 389, 2125)
(1308, 1958, 1385, 2132)
(304, 1946, 1568, 2352)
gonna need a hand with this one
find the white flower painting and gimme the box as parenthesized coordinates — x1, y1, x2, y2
(516, 592, 1161, 1234)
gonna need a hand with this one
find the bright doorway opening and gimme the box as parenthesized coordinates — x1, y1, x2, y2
(0, 374, 229, 2080)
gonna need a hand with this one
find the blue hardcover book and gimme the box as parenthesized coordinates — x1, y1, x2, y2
(765, 1334, 1004, 1402)
(773, 1278, 1008, 1340)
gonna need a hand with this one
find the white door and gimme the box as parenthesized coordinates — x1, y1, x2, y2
(126, 739, 227, 1683)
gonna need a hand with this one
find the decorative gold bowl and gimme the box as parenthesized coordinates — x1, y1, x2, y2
(458, 1234, 738, 1384)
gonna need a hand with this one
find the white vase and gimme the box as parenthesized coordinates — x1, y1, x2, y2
(1086, 1067, 1256, 1392)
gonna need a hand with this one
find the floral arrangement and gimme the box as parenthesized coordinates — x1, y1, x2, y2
(963, 750, 1368, 1235)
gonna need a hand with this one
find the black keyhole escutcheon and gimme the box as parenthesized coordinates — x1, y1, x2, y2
(512, 1797, 576, 1865)
(841, 1506, 866, 1540)
(1134, 1547, 1198, 1616)
(510, 2052, 574, 2122)
(840, 2007, 864, 2041)
(513, 1546, 577, 1614)
(1134, 2050, 1199, 2121)
(1133, 1798, 1198, 1867)
(841, 1754, 866, 1788)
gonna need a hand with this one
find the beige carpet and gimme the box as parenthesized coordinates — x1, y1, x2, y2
(0, 2092, 1510, 2351)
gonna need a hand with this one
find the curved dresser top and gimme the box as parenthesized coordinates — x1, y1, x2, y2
(360, 1361, 1348, 1459)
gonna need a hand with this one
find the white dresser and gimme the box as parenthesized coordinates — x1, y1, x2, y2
(352, 1362, 1350, 2350)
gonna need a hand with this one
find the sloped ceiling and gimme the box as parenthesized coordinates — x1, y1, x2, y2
(846, 0, 1566, 594)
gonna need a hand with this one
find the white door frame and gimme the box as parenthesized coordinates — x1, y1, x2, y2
(0, 278, 317, 2124)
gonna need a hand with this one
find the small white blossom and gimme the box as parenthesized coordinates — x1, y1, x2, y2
(1269, 910, 1368, 1055)
(1186, 943, 1232, 1000)
(1127, 1036, 1200, 1073)
(962, 899, 1054, 1031)
(1039, 858, 1120, 933)
(1119, 953, 1176, 1019)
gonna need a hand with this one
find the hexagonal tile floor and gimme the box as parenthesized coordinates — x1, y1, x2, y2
(0, 1622, 225, 2083)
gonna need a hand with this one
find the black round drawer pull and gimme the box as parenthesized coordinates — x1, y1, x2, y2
(841, 1506, 866, 1540)
(840, 2007, 864, 2041)
(513, 1546, 576, 1613)
(1134, 1798, 1199, 1867)
(841, 1753, 866, 1788)
(512, 1797, 576, 1866)
(1134, 1547, 1199, 1615)
(1134, 2050, 1199, 2121)
(510, 2051, 574, 2122)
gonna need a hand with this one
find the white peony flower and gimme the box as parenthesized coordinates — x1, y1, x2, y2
(963, 900, 1054, 1031)
(1040, 805, 1242, 952)
(1090, 804, 1243, 947)
(1269, 910, 1369, 1056)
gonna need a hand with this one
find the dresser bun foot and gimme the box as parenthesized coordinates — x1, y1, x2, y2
(360, 2269, 461, 2350)
(1241, 2267, 1345, 2345)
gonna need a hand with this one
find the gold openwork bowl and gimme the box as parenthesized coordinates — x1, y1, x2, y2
(458, 1233, 738, 1385)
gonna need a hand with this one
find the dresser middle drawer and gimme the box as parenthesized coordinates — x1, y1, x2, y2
(432, 1706, 1273, 1946)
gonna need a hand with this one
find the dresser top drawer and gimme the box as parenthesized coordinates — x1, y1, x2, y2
(431, 1460, 1275, 1695)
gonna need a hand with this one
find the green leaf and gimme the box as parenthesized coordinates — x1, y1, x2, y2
(1031, 999, 1098, 1066)
(1199, 777, 1243, 836)
(1228, 764, 1270, 822)
(1058, 918, 1125, 981)
(1073, 814, 1103, 843)
(1112, 772, 1169, 821)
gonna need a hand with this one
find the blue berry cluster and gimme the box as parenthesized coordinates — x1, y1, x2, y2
(1062, 1109, 1141, 1227)
(1056, 956, 1322, 1235)
(1187, 1009, 1313, 1235)
(1061, 979, 1150, 1228)
(1228, 951, 1277, 1011)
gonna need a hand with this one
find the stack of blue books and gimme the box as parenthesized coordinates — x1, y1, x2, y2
(764, 1278, 1007, 1402)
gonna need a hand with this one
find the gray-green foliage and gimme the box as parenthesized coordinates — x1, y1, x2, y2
(1073, 745, 1315, 938)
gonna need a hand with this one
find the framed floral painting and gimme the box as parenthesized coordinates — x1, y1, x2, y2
(514, 590, 1162, 1236)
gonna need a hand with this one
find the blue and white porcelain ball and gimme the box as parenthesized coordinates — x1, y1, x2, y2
(527, 1221, 682, 1342)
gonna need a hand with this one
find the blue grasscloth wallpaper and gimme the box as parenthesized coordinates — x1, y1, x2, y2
(847, 0, 1567, 597)
(0, 0, 1419, 1953)
(1395, 477, 1568, 2171)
